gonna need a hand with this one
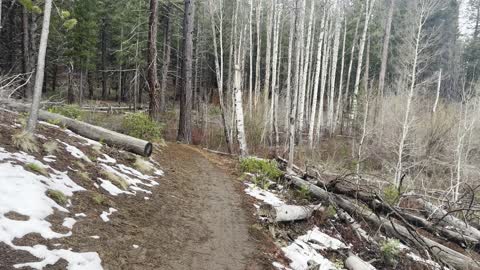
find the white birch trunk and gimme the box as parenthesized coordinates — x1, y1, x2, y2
(284, 16, 295, 130)
(297, 0, 315, 135)
(432, 69, 441, 113)
(263, 0, 274, 110)
(307, 9, 326, 147)
(315, 15, 332, 141)
(269, 5, 282, 146)
(248, 0, 254, 116)
(234, 32, 248, 157)
(327, 7, 342, 133)
(254, 1, 262, 108)
(287, 0, 305, 170)
(259, 203, 322, 223)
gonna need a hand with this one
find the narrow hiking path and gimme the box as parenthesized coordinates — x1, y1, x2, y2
(66, 143, 263, 270)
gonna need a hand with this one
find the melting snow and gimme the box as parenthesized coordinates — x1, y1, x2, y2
(132, 244, 139, 249)
(99, 178, 131, 196)
(0, 148, 101, 269)
(100, 208, 117, 222)
(43, 155, 56, 163)
(75, 213, 87, 218)
(64, 129, 102, 147)
(59, 141, 91, 162)
(62, 218, 76, 229)
(98, 154, 116, 164)
(90, 235, 100, 239)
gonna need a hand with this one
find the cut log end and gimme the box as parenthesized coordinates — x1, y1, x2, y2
(144, 142, 153, 157)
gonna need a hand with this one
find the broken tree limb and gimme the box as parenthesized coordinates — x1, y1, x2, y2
(2, 101, 153, 157)
(287, 175, 480, 270)
(259, 203, 323, 223)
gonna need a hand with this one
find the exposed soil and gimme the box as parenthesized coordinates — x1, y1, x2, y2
(0, 109, 271, 269)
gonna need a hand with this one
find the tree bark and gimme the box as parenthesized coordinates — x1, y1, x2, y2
(25, 0, 52, 133)
(148, 0, 161, 121)
(177, 0, 195, 143)
(160, 3, 172, 113)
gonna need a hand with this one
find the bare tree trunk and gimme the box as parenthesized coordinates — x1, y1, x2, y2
(208, 0, 233, 153)
(297, 0, 315, 136)
(315, 14, 332, 141)
(356, 38, 370, 175)
(254, 0, 262, 108)
(178, 0, 195, 143)
(148, 0, 161, 120)
(327, 7, 342, 133)
(378, 0, 395, 98)
(432, 69, 441, 113)
(284, 16, 295, 130)
(342, 14, 361, 133)
(333, 14, 347, 133)
(288, 0, 305, 170)
(307, 9, 326, 147)
(263, 0, 274, 110)
(248, 0, 253, 115)
(160, 3, 172, 113)
(101, 18, 107, 99)
(269, 4, 282, 145)
(22, 9, 33, 100)
(25, 0, 52, 133)
(350, 0, 376, 134)
(234, 31, 248, 157)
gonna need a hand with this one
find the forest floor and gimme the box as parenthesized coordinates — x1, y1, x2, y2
(0, 109, 275, 270)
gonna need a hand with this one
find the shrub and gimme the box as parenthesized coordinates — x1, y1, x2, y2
(297, 184, 311, 201)
(383, 185, 400, 205)
(122, 112, 163, 142)
(240, 157, 283, 181)
(48, 105, 83, 120)
(325, 205, 337, 219)
(12, 132, 39, 153)
(380, 239, 401, 266)
(47, 189, 68, 205)
(26, 162, 48, 176)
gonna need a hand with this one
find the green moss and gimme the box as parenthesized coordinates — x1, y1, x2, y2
(297, 184, 312, 200)
(26, 163, 48, 176)
(47, 189, 68, 206)
(325, 205, 337, 219)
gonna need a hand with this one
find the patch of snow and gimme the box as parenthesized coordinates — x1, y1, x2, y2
(62, 218, 76, 229)
(130, 186, 152, 194)
(99, 178, 131, 196)
(132, 244, 139, 249)
(93, 183, 99, 189)
(244, 183, 284, 207)
(116, 164, 150, 180)
(0, 148, 101, 270)
(63, 129, 102, 147)
(98, 154, 116, 164)
(281, 227, 348, 270)
(90, 235, 100, 239)
(154, 169, 164, 176)
(144, 197, 150, 200)
(59, 141, 91, 162)
(36, 134, 47, 140)
(13, 245, 102, 270)
(100, 208, 117, 222)
(75, 213, 86, 218)
(39, 121, 60, 128)
(273, 262, 291, 270)
(43, 155, 56, 163)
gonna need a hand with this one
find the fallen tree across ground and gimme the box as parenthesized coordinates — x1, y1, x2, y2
(269, 156, 480, 270)
(1, 100, 153, 157)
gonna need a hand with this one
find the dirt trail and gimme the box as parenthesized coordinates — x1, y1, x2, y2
(93, 143, 259, 270)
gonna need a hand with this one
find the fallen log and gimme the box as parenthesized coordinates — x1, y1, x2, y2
(287, 175, 480, 270)
(345, 252, 376, 270)
(258, 203, 323, 223)
(2, 101, 153, 157)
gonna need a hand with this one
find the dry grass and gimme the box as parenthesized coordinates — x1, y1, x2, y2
(43, 141, 59, 155)
(25, 162, 49, 176)
(100, 169, 128, 190)
(12, 131, 39, 153)
(134, 156, 154, 174)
